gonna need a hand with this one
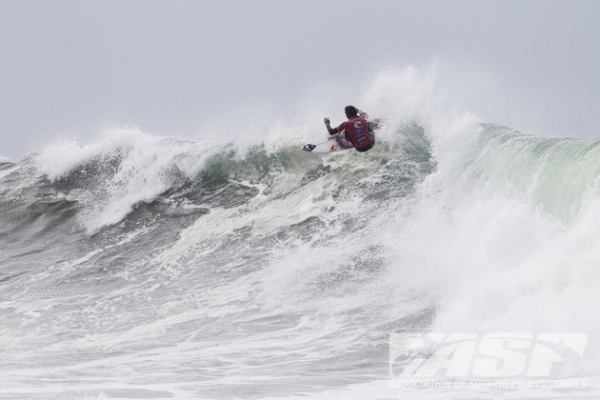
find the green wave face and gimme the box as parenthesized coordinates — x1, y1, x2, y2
(1, 120, 600, 398)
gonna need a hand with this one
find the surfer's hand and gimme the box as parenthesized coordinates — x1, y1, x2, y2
(324, 117, 330, 125)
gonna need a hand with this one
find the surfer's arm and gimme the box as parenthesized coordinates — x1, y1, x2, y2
(358, 110, 369, 119)
(323, 117, 338, 135)
(368, 119, 381, 131)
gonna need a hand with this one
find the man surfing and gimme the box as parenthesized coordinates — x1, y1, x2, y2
(323, 106, 376, 152)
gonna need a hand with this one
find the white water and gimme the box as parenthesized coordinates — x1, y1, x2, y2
(1, 65, 599, 399)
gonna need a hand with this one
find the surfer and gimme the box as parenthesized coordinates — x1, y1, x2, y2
(323, 106, 375, 152)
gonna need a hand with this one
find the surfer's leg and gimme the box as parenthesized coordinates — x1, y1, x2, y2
(335, 133, 355, 149)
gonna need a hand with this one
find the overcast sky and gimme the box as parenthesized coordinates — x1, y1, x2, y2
(1, 0, 600, 160)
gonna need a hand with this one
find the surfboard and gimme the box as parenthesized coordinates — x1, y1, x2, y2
(302, 133, 353, 153)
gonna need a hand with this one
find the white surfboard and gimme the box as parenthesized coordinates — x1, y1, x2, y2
(301, 133, 353, 153)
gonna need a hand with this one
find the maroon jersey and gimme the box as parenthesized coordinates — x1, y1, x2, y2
(337, 116, 372, 150)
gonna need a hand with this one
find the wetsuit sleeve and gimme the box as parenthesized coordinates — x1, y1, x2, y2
(325, 124, 338, 135)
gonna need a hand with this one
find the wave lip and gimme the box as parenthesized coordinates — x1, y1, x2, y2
(33, 129, 227, 233)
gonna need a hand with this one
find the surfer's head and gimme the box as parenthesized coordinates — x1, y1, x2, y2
(344, 106, 358, 118)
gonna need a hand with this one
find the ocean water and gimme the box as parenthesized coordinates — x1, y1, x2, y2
(2, 69, 600, 399)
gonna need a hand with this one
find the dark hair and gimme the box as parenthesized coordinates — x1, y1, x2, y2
(344, 106, 358, 117)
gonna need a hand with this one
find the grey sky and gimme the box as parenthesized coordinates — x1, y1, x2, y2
(1, 0, 600, 160)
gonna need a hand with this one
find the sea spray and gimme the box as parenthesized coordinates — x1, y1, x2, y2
(1, 66, 599, 399)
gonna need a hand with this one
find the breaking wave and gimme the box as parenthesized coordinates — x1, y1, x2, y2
(2, 67, 600, 399)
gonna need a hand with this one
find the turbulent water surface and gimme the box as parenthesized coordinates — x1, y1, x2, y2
(2, 76, 600, 399)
